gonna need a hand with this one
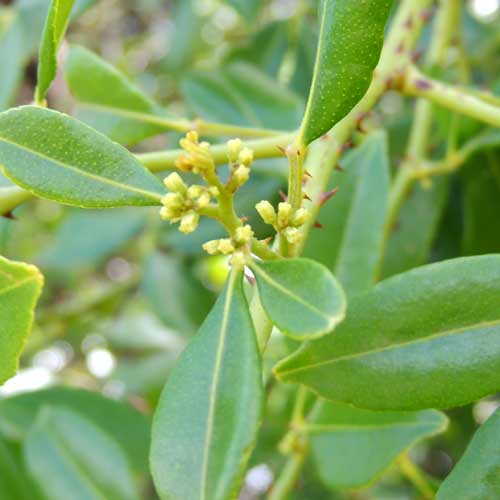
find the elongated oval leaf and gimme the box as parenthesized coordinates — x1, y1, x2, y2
(298, 0, 394, 145)
(35, 0, 75, 103)
(24, 406, 139, 500)
(0, 256, 43, 386)
(65, 45, 170, 145)
(304, 131, 390, 296)
(251, 258, 346, 340)
(150, 270, 263, 500)
(310, 401, 448, 490)
(275, 255, 500, 410)
(437, 408, 500, 500)
(0, 387, 151, 474)
(0, 106, 164, 207)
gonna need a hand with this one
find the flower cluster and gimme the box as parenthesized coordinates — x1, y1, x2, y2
(175, 131, 215, 175)
(202, 224, 254, 256)
(160, 173, 218, 234)
(255, 200, 309, 245)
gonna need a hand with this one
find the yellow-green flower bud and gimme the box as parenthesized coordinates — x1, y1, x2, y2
(238, 147, 254, 166)
(256, 200, 277, 225)
(227, 138, 243, 162)
(291, 208, 310, 227)
(235, 224, 254, 245)
(284, 226, 303, 245)
(234, 165, 250, 186)
(208, 186, 220, 197)
(162, 192, 184, 211)
(277, 202, 292, 227)
(186, 130, 199, 143)
(186, 186, 201, 199)
(202, 240, 220, 255)
(164, 172, 187, 193)
(197, 191, 211, 209)
(160, 206, 177, 221)
(179, 211, 199, 234)
(218, 239, 235, 255)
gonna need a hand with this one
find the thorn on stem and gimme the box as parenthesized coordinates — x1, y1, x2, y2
(279, 190, 288, 202)
(313, 221, 324, 229)
(303, 193, 312, 201)
(335, 164, 345, 172)
(319, 187, 339, 207)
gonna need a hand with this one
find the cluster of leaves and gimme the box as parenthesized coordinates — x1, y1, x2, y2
(0, 1, 500, 499)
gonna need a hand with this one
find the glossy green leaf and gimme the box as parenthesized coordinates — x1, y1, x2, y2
(381, 177, 449, 278)
(65, 45, 170, 145)
(0, 387, 151, 474)
(310, 401, 448, 490)
(38, 208, 146, 270)
(35, 0, 75, 103)
(275, 255, 500, 410)
(182, 62, 303, 130)
(151, 270, 263, 500)
(0, 436, 37, 500)
(0, 256, 43, 386)
(304, 131, 390, 297)
(141, 251, 215, 336)
(299, 0, 394, 145)
(0, 106, 164, 208)
(250, 258, 346, 340)
(437, 408, 500, 500)
(24, 406, 140, 500)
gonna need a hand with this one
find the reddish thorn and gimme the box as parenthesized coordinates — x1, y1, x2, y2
(340, 139, 355, 153)
(245, 274, 256, 286)
(2, 211, 15, 220)
(319, 187, 339, 207)
(262, 237, 273, 245)
(276, 146, 286, 155)
(385, 77, 394, 90)
(279, 190, 288, 202)
(335, 164, 345, 172)
(321, 133, 329, 141)
(416, 79, 433, 90)
(391, 221, 401, 233)
(304, 170, 313, 178)
(303, 193, 312, 201)
(240, 216, 250, 223)
(313, 221, 324, 229)
(356, 111, 371, 133)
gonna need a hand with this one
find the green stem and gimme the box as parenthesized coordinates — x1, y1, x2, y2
(398, 454, 435, 500)
(79, 104, 284, 138)
(0, 187, 33, 215)
(268, 453, 305, 500)
(137, 133, 294, 173)
(403, 65, 500, 128)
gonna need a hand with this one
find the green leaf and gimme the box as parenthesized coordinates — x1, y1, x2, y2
(275, 255, 500, 410)
(65, 45, 171, 145)
(141, 251, 215, 336)
(150, 270, 263, 500)
(24, 406, 140, 500)
(182, 62, 304, 130)
(0, 106, 164, 208)
(298, 0, 394, 145)
(381, 177, 449, 279)
(0, 256, 43, 386)
(304, 131, 390, 297)
(0, 387, 151, 474)
(250, 258, 346, 340)
(0, 436, 38, 500)
(310, 402, 448, 490)
(437, 408, 500, 500)
(38, 208, 146, 270)
(35, 0, 75, 104)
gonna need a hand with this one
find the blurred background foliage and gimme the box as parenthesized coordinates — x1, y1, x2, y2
(0, 0, 499, 498)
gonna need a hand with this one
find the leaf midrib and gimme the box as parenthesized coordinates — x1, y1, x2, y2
(252, 262, 335, 324)
(0, 275, 38, 299)
(279, 318, 500, 376)
(0, 136, 162, 202)
(199, 270, 237, 500)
